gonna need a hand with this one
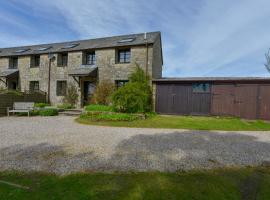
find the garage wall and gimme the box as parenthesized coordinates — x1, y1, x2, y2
(155, 82, 270, 120)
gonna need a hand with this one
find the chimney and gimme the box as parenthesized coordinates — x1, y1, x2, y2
(144, 32, 147, 40)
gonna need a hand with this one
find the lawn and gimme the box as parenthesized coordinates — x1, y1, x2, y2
(77, 114, 270, 131)
(0, 168, 270, 200)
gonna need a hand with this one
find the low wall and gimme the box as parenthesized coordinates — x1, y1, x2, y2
(0, 91, 47, 116)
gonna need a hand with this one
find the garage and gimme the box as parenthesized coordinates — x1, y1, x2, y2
(153, 78, 270, 120)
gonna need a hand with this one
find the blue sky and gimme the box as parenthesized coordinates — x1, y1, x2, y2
(0, 0, 270, 77)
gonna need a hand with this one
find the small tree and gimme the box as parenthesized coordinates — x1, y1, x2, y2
(265, 49, 270, 73)
(92, 80, 115, 105)
(63, 84, 79, 106)
(112, 66, 152, 113)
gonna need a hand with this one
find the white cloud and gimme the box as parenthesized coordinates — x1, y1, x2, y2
(2, 0, 270, 76)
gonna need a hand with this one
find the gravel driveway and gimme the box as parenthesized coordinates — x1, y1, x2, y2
(1, 116, 270, 174)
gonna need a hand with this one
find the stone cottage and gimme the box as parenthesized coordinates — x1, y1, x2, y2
(0, 32, 163, 107)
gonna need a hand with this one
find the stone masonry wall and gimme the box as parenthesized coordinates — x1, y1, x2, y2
(0, 58, 9, 89)
(0, 44, 161, 107)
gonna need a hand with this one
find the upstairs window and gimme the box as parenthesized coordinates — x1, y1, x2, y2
(117, 49, 131, 63)
(86, 52, 96, 65)
(192, 83, 211, 93)
(29, 81, 39, 92)
(57, 53, 68, 67)
(30, 55, 40, 68)
(9, 57, 18, 69)
(56, 80, 67, 96)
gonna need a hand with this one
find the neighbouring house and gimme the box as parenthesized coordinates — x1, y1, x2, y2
(0, 32, 163, 107)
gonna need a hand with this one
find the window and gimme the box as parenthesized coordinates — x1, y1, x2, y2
(85, 52, 96, 65)
(117, 49, 131, 63)
(14, 49, 30, 53)
(115, 80, 129, 88)
(118, 38, 135, 43)
(56, 81, 67, 96)
(57, 53, 68, 67)
(36, 46, 51, 51)
(29, 81, 39, 91)
(61, 43, 79, 49)
(192, 83, 211, 93)
(9, 57, 18, 69)
(30, 55, 40, 67)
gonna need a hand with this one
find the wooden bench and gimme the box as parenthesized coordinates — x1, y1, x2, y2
(7, 102, 35, 117)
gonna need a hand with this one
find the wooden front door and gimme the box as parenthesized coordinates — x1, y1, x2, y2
(83, 81, 96, 105)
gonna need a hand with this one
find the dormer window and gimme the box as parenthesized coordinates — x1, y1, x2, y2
(9, 57, 18, 69)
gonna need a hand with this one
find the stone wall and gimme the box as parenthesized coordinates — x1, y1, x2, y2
(0, 58, 9, 89)
(0, 43, 162, 107)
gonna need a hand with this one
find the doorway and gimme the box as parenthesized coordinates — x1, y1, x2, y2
(83, 81, 96, 105)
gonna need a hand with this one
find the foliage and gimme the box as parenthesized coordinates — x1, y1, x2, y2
(77, 115, 270, 131)
(63, 84, 79, 106)
(0, 89, 23, 96)
(91, 80, 115, 105)
(85, 104, 114, 112)
(34, 103, 50, 108)
(39, 108, 58, 116)
(1, 167, 270, 199)
(80, 112, 140, 121)
(265, 48, 270, 73)
(57, 103, 75, 110)
(112, 66, 152, 113)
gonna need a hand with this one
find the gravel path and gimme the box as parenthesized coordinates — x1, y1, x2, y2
(1, 116, 270, 174)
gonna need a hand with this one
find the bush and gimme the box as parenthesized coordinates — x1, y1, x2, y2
(91, 80, 115, 105)
(63, 84, 79, 106)
(57, 103, 75, 110)
(81, 112, 140, 121)
(0, 89, 23, 96)
(85, 104, 114, 112)
(39, 108, 58, 116)
(34, 103, 50, 108)
(112, 66, 152, 113)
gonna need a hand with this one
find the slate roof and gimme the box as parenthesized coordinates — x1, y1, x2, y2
(0, 69, 19, 77)
(153, 77, 270, 82)
(68, 66, 97, 77)
(0, 32, 160, 58)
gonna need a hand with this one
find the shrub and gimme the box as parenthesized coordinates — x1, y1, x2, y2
(57, 103, 75, 110)
(112, 66, 152, 113)
(81, 112, 140, 121)
(0, 89, 23, 96)
(63, 84, 79, 106)
(39, 108, 58, 116)
(85, 104, 114, 112)
(34, 103, 50, 108)
(91, 80, 115, 105)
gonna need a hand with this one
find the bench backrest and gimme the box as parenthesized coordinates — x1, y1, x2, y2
(14, 102, 34, 110)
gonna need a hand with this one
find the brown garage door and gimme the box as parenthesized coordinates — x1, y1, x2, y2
(211, 84, 235, 116)
(234, 84, 258, 119)
(156, 83, 211, 115)
(259, 85, 270, 120)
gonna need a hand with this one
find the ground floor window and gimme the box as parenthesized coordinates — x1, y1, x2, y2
(115, 80, 129, 88)
(29, 81, 39, 92)
(56, 81, 67, 96)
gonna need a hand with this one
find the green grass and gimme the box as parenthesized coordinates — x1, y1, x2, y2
(0, 168, 270, 199)
(85, 104, 114, 112)
(81, 112, 141, 121)
(77, 115, 270, 131)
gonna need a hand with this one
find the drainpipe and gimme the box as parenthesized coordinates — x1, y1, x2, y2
(47, 53, 55, 104)
(144, 32, 149, 76)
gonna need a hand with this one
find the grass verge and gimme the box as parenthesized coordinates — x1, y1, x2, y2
(77, 115, 270, 131)
(0, 167, 270, 199)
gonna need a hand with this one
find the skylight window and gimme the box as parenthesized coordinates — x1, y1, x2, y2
(62, 43, 79, 49)
(118, 38, 135, 43)
(14, 49, 30, 53)
(36, 46, 52, 51)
